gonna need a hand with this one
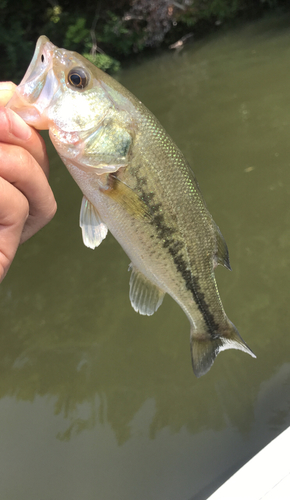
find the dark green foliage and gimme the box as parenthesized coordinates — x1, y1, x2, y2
(0, 0, 287, 82)
(0, 1, 129, 81)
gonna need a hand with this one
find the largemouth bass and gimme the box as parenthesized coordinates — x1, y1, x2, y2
(7, 36, 255, 377)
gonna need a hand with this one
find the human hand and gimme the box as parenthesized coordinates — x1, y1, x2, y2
(0, 82, 57, 282)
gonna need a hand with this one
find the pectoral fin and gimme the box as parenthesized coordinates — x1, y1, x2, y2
(101, 174, 151, 221)
(79, 196, 108, 249)
(129, 264, 165, 316)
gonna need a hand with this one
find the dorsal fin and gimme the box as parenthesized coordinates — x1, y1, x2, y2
(129, 264, 165, 316)
(79, 196, 108, 249)
(214, 224, 231, 270)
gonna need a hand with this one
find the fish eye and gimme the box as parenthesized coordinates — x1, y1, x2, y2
(41, 54, 44, 63)
(68, 67, 89, 89)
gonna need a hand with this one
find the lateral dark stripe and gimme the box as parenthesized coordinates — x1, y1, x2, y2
(168, 248, 219, 337)
(134, 169, 219, 337)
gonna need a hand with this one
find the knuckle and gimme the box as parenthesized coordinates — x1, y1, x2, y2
(28, 129, 50, 176)
(17, 194, 30, 222)
(45, 197, 57, 223)
(17, 147, 34, 170)
(0, 107, 10, 132)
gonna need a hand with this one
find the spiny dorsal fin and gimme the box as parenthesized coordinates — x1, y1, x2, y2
(129, 264, 165, 316)
(79, 196, 108, 249)
(214, 224, 231, 270)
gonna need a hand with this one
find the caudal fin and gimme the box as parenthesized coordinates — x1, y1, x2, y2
(190, 320, 256, 378)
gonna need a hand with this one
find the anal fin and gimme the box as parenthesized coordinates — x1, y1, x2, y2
(79, 196, 108, 249)
(129, 264, 165, 316)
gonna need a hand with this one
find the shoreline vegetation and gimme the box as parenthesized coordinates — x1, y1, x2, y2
(1, 0, 288, 82)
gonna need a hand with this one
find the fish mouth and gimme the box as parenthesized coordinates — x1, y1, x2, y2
(6, 36, 58, 130)
(6, 89, 44, 128)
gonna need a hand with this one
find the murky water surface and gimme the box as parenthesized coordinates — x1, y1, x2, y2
(1, 14, 290, 500)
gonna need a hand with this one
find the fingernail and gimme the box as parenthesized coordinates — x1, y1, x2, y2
(0, 82, 16, 92)
(9, 109, 32, 141)
(0, 88, 16, 106)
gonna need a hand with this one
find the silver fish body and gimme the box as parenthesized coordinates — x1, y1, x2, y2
(7, 36, 255, 376)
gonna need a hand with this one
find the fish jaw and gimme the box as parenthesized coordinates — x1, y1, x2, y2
(6, 36, 59, 129)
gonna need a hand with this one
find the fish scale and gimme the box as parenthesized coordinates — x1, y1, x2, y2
(6, 35, 256, 377)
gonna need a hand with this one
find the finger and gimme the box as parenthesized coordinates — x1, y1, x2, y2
(0, 106, 50, 178)
(0, 142, 57, 243)
(0, 82, 49, 178)
(0, 176, 29, 282)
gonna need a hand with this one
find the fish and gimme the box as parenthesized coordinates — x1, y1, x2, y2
(7, 36, 256, 377)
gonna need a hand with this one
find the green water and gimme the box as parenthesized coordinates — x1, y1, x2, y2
(1, 14, 290, 499)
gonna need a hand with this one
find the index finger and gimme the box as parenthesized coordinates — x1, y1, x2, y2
(0, 82, 49, 177)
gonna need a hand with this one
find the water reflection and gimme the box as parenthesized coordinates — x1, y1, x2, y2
(1, 13, 290, 500)
(0, 260, 257, 446)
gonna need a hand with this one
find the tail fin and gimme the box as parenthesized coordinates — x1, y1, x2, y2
(190, 320, 256, 378)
